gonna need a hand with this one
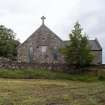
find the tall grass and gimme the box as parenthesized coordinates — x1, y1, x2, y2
(0, 69, 104, 81)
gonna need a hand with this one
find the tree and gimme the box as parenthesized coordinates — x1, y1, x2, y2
(0, 25, 20, 60)
(62, 22, 94, 66)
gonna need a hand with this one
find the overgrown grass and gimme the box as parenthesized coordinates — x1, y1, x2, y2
(0, 79, 105, 105)
(0, 69, 104, 81)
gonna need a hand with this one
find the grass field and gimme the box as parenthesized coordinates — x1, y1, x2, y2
(0, 79, 105, 105)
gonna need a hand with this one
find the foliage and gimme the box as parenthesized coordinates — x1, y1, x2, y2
(0, 25, 20, 60)
(62, 22, 94, 66)
(98, 75, 105, 81)
(0, 68, 103, 82)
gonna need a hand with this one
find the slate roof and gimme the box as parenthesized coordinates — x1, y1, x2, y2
(64, 39, 102, 51)
(18, 23, 102, 51)
(88, 39, 102, 51)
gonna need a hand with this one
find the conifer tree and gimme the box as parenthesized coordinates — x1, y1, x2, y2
(62, 22, 94, 66)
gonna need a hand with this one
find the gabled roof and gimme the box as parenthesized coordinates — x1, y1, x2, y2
(19, 24, 63, 47)
(64, 39, 102, 51)
(88, 39, 102, 51)
(18, 19, 102, 51)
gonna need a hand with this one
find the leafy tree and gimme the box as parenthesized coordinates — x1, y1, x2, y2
(0, 25, 20, 60)
(62, 22, 94, 66)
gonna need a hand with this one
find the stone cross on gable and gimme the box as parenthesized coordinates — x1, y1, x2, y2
(41, 16, 46, 25)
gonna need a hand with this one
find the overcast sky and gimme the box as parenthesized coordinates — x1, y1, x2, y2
(0, 0, 104, 63)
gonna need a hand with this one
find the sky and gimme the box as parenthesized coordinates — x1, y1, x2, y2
(0, 0, 104, 63)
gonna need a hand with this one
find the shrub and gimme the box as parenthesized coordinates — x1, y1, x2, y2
(98, 75, 105, 81)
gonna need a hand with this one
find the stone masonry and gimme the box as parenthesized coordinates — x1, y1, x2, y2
(18, 16, 102, 64)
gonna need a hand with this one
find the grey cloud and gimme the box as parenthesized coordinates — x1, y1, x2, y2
(0, 0, 104, 63)
(78, 0, 105, 63)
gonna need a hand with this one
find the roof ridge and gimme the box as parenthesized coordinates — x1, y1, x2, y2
(18, 24, 63, 47)
(43, 24, 63, 42)
(63, 39, 102, 51)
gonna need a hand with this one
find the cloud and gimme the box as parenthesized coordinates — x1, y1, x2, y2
(78, 0, 105, 63)
(0, 0, 80, 41)
(0, 0, 104, 63)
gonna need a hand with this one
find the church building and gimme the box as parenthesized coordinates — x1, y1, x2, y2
(17, 16, 102, 64)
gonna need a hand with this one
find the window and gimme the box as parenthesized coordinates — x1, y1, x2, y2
(52, 46, 58, 60)
(29, 47, 33, 56)
(40, 46, 47, 53)
(28, 47, 33, 63)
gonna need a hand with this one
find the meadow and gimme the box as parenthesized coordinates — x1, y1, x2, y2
(0, 79, 105, 105)
(0, 69, 104, 105)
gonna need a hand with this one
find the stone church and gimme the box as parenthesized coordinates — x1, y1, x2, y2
(18, 16, 102, 64)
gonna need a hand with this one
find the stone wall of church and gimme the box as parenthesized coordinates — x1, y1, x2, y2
(18, 39, 102, 64)
(18, 26, 65, 63)
(18, 45, 28, 63)
(18, 41, 102, 64)
(91, 50, 102, 64)
(18, 25, 102, 65)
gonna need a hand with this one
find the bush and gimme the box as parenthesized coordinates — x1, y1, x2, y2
(98, 75, 105, 81)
